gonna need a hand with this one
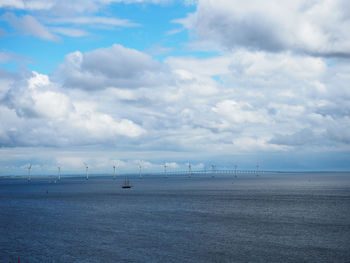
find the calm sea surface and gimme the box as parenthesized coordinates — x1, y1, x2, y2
(1, 173, 350, 263)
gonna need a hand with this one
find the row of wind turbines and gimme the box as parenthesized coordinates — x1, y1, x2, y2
(26, 161, 141, 182)
(26, 161, 260, 182)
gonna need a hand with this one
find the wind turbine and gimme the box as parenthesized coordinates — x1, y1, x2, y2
(164, 162, 168, 178)
(57, 166, 61, 182)
(188, 162, 192, 178)
(84, 162, 89, 180)
(138, 161, 142, 178)
(211, 164, 215, 178)
(256, 162, 259, 176)
(113, 164, 116, 180)
(234, 163, 237, 178)
(27, 164, 32, 182)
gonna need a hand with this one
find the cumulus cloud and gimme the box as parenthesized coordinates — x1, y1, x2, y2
(212, 100, 269, 124)
(0, 69, 17, 101)
(168, 50, 350, 152)
(177, 0, 350, 57)
(57, 44, 167, 90)
(0, 71, 145, 147)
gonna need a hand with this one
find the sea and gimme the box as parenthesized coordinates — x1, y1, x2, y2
(0, 173, 349, 263)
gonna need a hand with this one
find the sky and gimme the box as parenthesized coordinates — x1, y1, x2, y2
(0, 0, 350, 175)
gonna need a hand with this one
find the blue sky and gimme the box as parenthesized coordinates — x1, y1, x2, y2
(1, 0, 350, 175)
(0, 2, 196, 73)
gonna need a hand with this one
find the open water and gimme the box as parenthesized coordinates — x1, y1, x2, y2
(1, 173, 350, 262)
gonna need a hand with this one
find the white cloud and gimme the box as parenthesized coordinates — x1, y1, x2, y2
(0, 0, 53, 10)
(0, 51, 28, 64)
(0, 0, 170, 41)
(57, 44, 166, 90)
(1, 7, 139, 40)
(269, 129, 319, 146)
(51, 27, 89, 37)
(233, 137, 289, 152)
(165, 162, 178, 168)
(177, 0, 350, 57)
(55, 156, 86, 169)
(68, 110, 145, 139)
(0, 0, 172, 14)
(1, 71, 145, 147)
(212, 100, 269, 124)
(165, 27, 183, 36)
(2, 12, 60, 41)
(166, 56, 231, 76)
(47, 16, 138, 27)
(183, 0, 197, 6)
(146, 44, 174, 56)
(228, 50, 326, 79)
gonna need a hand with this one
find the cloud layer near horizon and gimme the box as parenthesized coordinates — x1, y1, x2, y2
(0, 0, 350, 172)
(2, 45, 349, 152)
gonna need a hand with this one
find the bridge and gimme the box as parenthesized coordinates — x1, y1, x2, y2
(116, 169, 267, 177)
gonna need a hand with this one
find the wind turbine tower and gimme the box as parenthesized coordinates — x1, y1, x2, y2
(113, 165, 116, 180)
(188, 162, 192, 177)
(84, 163, 89, 180)
(211, 164, 215, 178)
(138, 161, 142, 178)
(57, 166, 61, 181)
(256, 162, 259, 176)
(27, 164, 32, 182)
(234, 164, 237, 178)
(164, 163, 168, 178)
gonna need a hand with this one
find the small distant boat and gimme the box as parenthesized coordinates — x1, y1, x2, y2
(122, 176, 132, 189)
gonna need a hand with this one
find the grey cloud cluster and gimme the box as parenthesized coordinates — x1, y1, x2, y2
(57, 44, 168, 90)
(269, 129, 319, 147)
(165, 49, 350, 150)
(179, 0, 350, 57)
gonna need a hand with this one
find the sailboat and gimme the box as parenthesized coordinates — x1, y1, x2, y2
(122, 175, 132, 189)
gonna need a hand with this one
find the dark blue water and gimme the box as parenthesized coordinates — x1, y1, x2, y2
(1, 173, 350, 262)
